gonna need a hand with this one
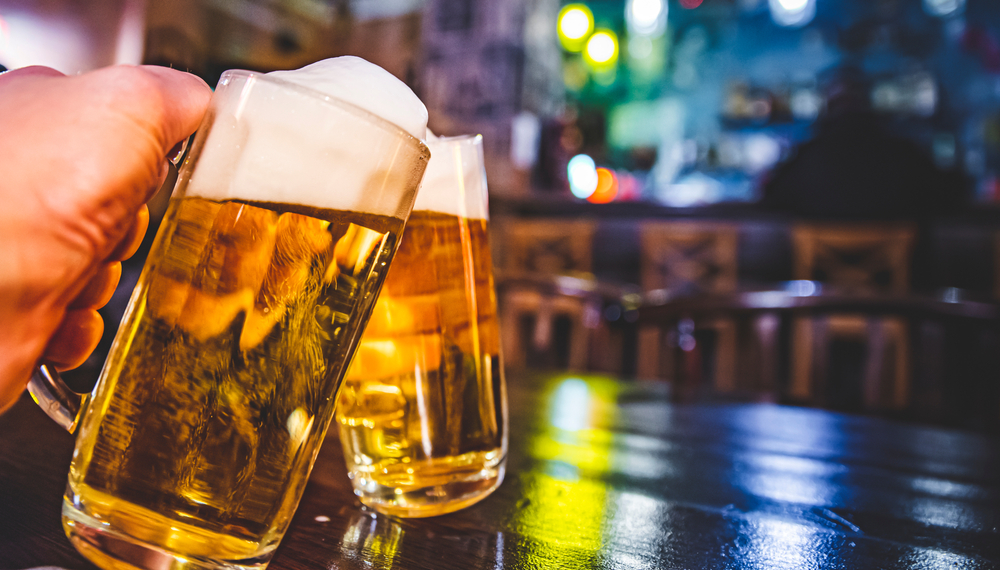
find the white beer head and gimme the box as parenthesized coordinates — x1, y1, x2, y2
(267, 57, 427, 141)
(182, 57, 429, 218)
(414, 133, 489, 221)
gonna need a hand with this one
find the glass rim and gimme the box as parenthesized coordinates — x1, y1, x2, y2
(220, 69, 429, 157)
(429, 133, 483, 147)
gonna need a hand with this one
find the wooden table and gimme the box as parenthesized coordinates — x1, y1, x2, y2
(1, 372, 998, 569)
(636, 282, 1000, 322)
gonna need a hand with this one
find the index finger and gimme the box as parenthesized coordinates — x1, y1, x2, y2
(82, 65, 212, 174)
(0, 65, 64, 80)
(134, 65, 212, 159)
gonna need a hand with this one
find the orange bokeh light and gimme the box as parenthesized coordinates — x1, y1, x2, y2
(588, 168, 619, 203)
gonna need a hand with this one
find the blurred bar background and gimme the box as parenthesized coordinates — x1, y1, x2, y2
(4, 0, 1000, 431)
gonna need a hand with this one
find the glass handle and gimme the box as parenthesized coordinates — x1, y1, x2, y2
(169, 133, 194, 166)
(27, 363, 89, 433)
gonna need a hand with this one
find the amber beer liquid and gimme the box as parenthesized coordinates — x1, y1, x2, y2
(60, 63, 429, 570)
(69, 199, 401, 564)
(336, 134, 507, 517)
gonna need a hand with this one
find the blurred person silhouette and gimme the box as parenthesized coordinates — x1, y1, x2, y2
(0, 64, 210, 415)
(760, 66, 963, 220)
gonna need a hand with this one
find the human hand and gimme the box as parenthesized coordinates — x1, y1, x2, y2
(0, 65, 211, 413)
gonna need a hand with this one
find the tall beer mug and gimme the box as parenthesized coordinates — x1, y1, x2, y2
(27, 60, 429, 570)
(335, 134, 508, 517)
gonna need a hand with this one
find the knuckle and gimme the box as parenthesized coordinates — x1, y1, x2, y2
(89, 66, 167, 123)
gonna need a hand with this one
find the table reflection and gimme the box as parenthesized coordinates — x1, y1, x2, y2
(340, 510, 405, 567)
(514, 377, 618, 564)
(0, 372, 995, 569)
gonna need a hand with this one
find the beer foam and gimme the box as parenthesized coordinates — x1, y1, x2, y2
(182, 57, 428, 217)
(412, 134, 490, 221)
(267, 57, 427, 141)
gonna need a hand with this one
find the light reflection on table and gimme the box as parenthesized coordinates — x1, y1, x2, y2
(0, 372, 996, 569)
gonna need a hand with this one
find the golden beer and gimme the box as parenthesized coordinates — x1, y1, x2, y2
(336, 135, 507, 517)
(66, 197, 401, 566)
(57, 61, 430, 570)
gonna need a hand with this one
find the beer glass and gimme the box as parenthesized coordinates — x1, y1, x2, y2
(28, 69, 429, 569)
(335, 134, 507, 517)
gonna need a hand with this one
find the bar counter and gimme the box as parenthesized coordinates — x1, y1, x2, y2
(1, 372, 998, 569)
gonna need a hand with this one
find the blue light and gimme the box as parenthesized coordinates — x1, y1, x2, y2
(626, 0, 667, 37)
(778, 0, 808, 10)
(924, 0, 964, 17)
(568, 154, 599, 199)
(768, 0, 815, 27)
(550, 378, 591, 432)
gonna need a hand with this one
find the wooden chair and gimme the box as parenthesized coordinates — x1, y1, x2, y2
(636, 222, 740, 395)
(790, 224, 916, 411)
(635, 284, 1000, 429)
(495, 218, 598, 371)
(500, 218, 596, 276)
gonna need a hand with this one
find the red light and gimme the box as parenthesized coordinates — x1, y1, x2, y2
(617, 172, 641, 201)
(680, 0, 703, 8)
(588, 168, 619, 203)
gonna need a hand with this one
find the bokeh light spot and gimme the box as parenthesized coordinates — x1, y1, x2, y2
(588, 168, 619, 203)
(924, 0, 965, 17)
(778, 0, 808, 10)
(568, 154, 599, 199)
(627, 0, 667, 36)
(585, 30, 618, 67)
(769, 0, 815, 27)
(558, 4, 594, 52)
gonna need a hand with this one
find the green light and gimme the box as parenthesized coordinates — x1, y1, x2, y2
(558, 4, 594, 52)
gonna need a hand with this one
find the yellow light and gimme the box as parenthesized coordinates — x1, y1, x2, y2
(587, 33, 616, 63)
(560, 8, 591, 39)
(513, 376, 620, 563)
(584, 30, 618, 67)
(558, 4, 594, 52)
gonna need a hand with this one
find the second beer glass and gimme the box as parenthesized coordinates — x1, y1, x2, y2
(336, 134, 508, 517)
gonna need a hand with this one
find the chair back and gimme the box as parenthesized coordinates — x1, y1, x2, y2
(789, 223, 917, 413)
(792, 224, 916, 294)
(502, 218, 597, 276)
(495, 218, 600, 372)
(640, 222, 739, 294)
(637, 222, 740, 390)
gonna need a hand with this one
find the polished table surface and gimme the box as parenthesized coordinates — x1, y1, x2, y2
(1, 372, 998, 569)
